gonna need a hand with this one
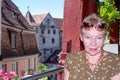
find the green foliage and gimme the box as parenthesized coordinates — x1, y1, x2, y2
(100, 0, 120, 27)
(39, 63, 51, 73)
(38, 63, 52, 80)
(38, 77, 48, 80)
(99, 0, 120, 43)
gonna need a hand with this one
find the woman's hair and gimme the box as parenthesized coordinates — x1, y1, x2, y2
(81, 13, 107, 31)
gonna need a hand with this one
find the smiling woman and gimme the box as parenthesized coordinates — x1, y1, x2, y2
(64, 13, 120, 80)
(12, 0, 64, 18)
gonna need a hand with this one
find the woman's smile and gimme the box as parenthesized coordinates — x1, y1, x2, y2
(89, 48, 97, 51)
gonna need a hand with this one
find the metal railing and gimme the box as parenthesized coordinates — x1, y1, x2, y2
(20, 67, 64, 80)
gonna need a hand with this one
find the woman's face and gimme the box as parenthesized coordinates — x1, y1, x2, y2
(81, 27, 106, 56)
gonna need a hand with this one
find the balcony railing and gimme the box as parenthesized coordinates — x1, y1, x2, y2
(20, 67, 64, 80)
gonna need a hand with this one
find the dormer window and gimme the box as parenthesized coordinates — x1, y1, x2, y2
(11, 11, 19, 19)
(11, 33, 16, 49)
(10, 11, 14, 17)
(47, 18, 50, 25)
(14, 13, 19, 19)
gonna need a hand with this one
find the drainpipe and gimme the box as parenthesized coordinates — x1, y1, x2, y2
(0, 0, 2, 69)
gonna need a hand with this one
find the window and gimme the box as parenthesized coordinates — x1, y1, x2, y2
(11, 11, 19, 18)
(2, 64, 7, 72)
(41, 29, 44, 34)
(51, 49, 52, 53)
(42, 38, 46, 44)
(11, 11, 14, 17)
(47, 18, 50, 25)
(44, 50, 46, 55)
(48, 29, 50, 34)
(11, 33, 16, 49)
(52, 38, 55, 43)
(44, 56, 46, 59)
(53, 30, 56, 34)
(67, 40, 72, 53)
(36, 28, 38, 33)
(12, 62, 18, 74)
(51, 75, 53, 78)
(32, 58, 36, 70)
(26, 59, 30, 71)
(51, 25, 55, 28)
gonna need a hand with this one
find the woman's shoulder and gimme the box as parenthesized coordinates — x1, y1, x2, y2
(64, 50, 83, 64)
(107, 52, 120, 58)
(66, 50, 83, 58)
(64, 51, 84, 70)
(105, 52, 120, 76)
(105, 52, 120, 63)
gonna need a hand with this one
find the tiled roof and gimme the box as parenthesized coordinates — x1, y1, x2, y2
(2, 0, 33, 30)
(1, 0, 40, 58)
(53, 18, 63, 30)
(25, 11, 36, 24)
(25, 12, 63, 30)
(32, 13, 49, 24)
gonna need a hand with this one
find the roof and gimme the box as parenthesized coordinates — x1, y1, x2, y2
(44, 50, 61, 64)
(25, 12, 63, 29)
(53, 18, 63, 30)
(25, 11, 36, 24)
(2, 0, 33, 30)
(1, 0, 40, 58)
(32, 13, 49, 25)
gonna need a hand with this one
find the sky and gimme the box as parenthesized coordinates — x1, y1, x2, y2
(12, 0, 64, 18)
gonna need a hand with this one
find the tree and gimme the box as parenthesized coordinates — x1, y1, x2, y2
(99, 0, 120, 43)
(38, 63, 52, 80)
(100, 0, 120, 27)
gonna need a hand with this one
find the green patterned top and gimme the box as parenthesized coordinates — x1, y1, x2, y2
(64, 51, 120, 80)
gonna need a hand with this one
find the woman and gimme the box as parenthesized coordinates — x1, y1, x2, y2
(64, 13, 120, 80)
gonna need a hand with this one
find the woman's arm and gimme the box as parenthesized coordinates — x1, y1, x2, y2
(110, 73, 120, 80)
(64, 68, 69, 80)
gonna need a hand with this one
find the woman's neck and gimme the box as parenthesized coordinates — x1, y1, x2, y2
(84, 51, 107, 71)
(86, 52, 103, 63)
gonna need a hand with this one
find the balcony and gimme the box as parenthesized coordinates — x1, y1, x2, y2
(20, 67, 64, 80)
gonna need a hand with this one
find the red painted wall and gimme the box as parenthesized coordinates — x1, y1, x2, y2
(58, 0, 98, 80)
(60, 0, 98, 61)
(2, 54, 39, 75)
(110, 20, 119, 43)
(110, 0, 119, 43)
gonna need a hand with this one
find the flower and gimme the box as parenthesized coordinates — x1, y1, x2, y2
(0, 69, 19, 80)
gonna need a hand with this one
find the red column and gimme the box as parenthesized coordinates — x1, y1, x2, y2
(110, 0, 119, 43)
(110, 20, 119, 43)
(59, 0, 98, 63)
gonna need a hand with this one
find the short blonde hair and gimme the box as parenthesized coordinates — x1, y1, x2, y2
(81, 13, 107, 30)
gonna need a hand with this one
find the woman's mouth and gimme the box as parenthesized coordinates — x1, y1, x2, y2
(89, 48, 97, 51)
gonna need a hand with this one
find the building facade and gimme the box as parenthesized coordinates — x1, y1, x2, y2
(1, 0, 39, 75)
(25, 12, 62, 62)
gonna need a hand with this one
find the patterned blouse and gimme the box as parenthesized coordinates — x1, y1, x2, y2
(64, 51, 120, 80)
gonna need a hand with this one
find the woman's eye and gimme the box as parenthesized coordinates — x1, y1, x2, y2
(85, 36, 90, 39)
(97, 37, 103, 39)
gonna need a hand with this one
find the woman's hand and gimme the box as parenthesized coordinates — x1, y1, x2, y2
(110, 73, 120, 80)
(64, 68, 69, 80)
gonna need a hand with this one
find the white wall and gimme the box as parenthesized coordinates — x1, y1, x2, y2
(34, 15, 61, 62)
(103, 44, 118, 54)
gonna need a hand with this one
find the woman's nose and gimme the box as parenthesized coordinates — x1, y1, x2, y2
(90, 39, 96, 46)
